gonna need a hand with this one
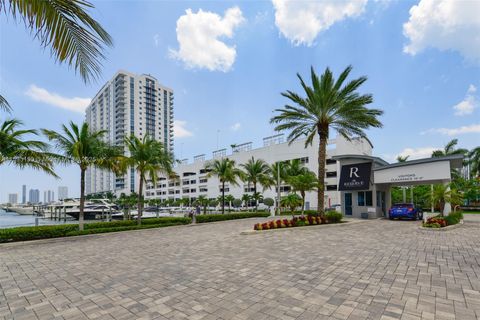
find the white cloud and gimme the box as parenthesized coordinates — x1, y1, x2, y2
(25, 84, 90, 113)
(403, 0, 480, 64)
(423, 124, 480, 136)
(271, 0, 367, 46)
(174, 120, 193, 138)
(170, 7, 244, 72)
(396, 147, 438, 160)
(230, 122, 241, 131)
(453, 84, 478, 116)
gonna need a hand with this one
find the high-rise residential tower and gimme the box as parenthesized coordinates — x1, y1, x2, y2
(8, 193, 18, 204)
(22, 185, 26, 204)
(58, 186, 68, 200)
(85, 70, 174, 195)
(28, 189, 40, 204)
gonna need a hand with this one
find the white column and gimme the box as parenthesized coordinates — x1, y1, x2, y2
(443, 182, 451, 216)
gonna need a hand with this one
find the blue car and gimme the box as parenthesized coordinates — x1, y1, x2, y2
(388, 203, 423, 220)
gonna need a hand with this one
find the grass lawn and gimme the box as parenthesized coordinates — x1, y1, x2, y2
(464, 211, 480, 214)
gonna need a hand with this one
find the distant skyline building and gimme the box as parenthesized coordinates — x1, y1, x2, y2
(28, 189, 40, 204)
(85, 70, 174, 196)
(22, 185, 26, 204)
(8, 193, 18, 204)
(58, 186, 68, 200)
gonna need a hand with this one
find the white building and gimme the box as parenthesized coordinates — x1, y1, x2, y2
(8, 193, 18, 204)
(85, 70, 174, 195)
(145, 134, 373, 209)
(58, 186, 68, 200)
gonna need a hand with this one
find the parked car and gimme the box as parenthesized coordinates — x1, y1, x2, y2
(388, 203, 423, 220)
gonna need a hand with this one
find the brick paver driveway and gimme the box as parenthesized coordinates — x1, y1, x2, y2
(1, 218, 480, 320)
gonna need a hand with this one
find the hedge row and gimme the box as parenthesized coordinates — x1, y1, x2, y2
(196, 212, 270, 223)
(0, 217, 192, 243)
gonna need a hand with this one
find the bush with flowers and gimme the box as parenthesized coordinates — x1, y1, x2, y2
(253, 215, 339, 231)
(422, 211, 463, 228)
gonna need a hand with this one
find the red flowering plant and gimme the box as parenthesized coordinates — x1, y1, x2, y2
(423, 216, 447, 228)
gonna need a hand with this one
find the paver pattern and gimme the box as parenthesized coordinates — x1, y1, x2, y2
(1, 218, 480, 320)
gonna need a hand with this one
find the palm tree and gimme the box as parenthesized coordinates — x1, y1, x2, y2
(123, 135, 174, 225)
(396, 155, 409, 162)
(42, 121, 122, 230)
(194, 195, 209, 214)
(241, 193, 252, 211)
(281, 193, 303, 215)
(240, 157, 273, 211)
(0, 119, 56, 175)
(469, 147, 480, 178)
(251, 192, 264, 212)
(271, 66, 383, 215)
(1, 0, 112, 84)
(432, 139, 468, 158)
(431, 184, 463, 213)
(288, 170, 318, 216)
(224, 194, 235, 211)
(205, 158, 243, 214)
(0, 96, 11, 113)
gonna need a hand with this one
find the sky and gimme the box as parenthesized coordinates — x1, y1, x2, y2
(1, 0, 479, 201)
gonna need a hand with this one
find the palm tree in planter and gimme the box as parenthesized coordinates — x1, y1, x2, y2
(194, 195, 209, 214)
(42, 122, 122, 230)
(1, 119, 56, 176)
(271, 66, 383, 216)
(288, 170, 318, 216)
(205, 158, 243, 214)
(469, 146, 480, 178)
(281, 193, 303, 216)
(251, 192, 264, 212)
(431, 184, 463, 214)
(240, 157, 273, 212)
(123, 135, 174, 225)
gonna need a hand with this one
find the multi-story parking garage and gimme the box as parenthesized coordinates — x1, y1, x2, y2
(144, 134, 373, 209)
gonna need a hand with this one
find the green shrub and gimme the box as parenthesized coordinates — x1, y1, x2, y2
(84, 217, 191, 230)
(66, 223, 180, 236)
(444, 211, 463, 226)
(423, 222, 441, 228)
(325, 211, 343, 223)
(0, 224, 78, 243)
(196, 212, 269, 223)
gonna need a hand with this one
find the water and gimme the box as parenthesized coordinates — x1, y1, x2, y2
(0, 209, 75, 228)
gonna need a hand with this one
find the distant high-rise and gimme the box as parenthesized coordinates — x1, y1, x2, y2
(28, 189, 40, 204)
(58, 186, 68, 200)
(85, 70, 174, 196)
(8, 193, 18, 204)
(22, 185, 26, 204)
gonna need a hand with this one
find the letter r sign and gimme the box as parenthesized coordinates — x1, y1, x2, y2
(349, 167, 360, 178)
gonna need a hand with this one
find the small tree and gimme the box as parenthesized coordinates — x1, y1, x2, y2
(224, 194, 235, 211)
(241, 194, 252, 211)
(281, 193, 303, 215)
(209, 199, 219, 213)
(251, 192, 263, 212)
(194, 195, 209, 214)
(232, 198, 242, 209)
(263, 197, 274, 211)
(288, 171, 318, 216)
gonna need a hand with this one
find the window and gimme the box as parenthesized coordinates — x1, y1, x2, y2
(326, 171, 337, 178)
(357, 192, 365, 206)
(326, 158, 336, 165)
(357, 191, 373, 206)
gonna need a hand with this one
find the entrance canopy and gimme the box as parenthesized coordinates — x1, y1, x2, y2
(373, 154, 463, 186)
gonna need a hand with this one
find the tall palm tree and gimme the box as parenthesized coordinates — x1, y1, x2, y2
(396, 155, 409, 162)
(288, 170, 318, 216)
(42, 121, 122, 230)
(123, 135, 174, 225)
(240, 157, 273, 211)
(0, 119, 56, 175)
(205, 158, 243, 214)
(271, 66, 383, 215)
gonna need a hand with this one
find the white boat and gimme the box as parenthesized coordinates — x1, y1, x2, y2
(8, 206, 35, 215)
(47, 199, 120, 220)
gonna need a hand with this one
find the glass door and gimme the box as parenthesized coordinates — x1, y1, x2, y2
(345, 193, 352, 216)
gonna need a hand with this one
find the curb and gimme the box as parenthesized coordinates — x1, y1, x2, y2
(418, 220, 464, 232)
(240, 219, 368, 235)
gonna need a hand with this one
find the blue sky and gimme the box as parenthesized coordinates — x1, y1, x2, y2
(1, 0, 479, 201)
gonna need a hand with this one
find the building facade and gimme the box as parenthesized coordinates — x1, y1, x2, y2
(85, 70, 174, 196)
(22, 185, 26, 204)
(28, 189, 40, 204)
(58, 186, 68, 200)
(145, 135, 373, 209)
(8, 193, 18, 204)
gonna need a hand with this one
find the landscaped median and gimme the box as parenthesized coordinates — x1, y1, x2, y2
(421, 211, 464, 230)
(253, 211, 343, 231)
(0, 212, 272, 243)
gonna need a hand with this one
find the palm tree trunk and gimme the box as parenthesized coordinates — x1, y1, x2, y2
(137, 174, 144, 225)
(222, 181, 225, 214)
(254, 182, 258, 212)
(317, 128, 328, 216)
(301, 191, 305, 217)
(79, 167, 86, 231)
